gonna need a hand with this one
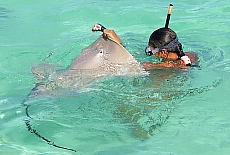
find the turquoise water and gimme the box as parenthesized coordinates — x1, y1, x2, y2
(1, 0, 230, 154)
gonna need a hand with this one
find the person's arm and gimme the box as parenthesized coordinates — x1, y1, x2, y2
(142, 61, 187, 70)
(103, 29, 122, 45)
(142, 52, 199, 70)
(91, 23, 122, 45)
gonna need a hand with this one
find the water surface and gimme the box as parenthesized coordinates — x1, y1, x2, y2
(0, 0, 230, 154)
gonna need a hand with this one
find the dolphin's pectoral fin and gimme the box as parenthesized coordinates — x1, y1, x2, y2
(29, 64, 62, 98)
(31, 64, 51, 81)
(31, 64, 60, 82)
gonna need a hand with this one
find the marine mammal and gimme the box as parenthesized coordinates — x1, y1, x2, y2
(21, 33, 143, 152)
(68, 36, 141, 75)
(28, 35, 143, 98)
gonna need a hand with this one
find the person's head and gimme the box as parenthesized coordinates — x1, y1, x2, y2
(146, 27, 183, 57)
(145, 27, 191, 65)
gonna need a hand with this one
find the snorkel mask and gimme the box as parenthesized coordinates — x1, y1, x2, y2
(145, 46, 158, 56)
(145, 37, 180, 56)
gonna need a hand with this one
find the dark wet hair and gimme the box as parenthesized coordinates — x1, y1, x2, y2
(148, 27, 185, 58)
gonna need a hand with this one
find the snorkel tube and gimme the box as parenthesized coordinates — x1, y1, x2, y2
(165, 4, 191, 66)
(164, 4, 191, 66)
(165, 4, 173, 28)
(145, 4, 174, 56)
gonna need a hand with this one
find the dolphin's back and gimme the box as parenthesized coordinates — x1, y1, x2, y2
(68, 37, 142, 75)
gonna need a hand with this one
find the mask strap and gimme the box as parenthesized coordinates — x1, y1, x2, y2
(161, 37, 180, 50)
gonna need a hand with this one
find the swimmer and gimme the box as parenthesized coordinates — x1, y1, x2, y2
(92, 4, 198, 70)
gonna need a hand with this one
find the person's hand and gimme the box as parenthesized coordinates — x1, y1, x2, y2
(155, 49, 169, 59)
(103, 29, 122, 45)
(91, 23, 122, 45)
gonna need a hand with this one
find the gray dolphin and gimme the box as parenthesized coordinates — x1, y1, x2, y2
(21, 34, 144, 152)
(68, 36, 142, 75)
(29, 36, 143, 97)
